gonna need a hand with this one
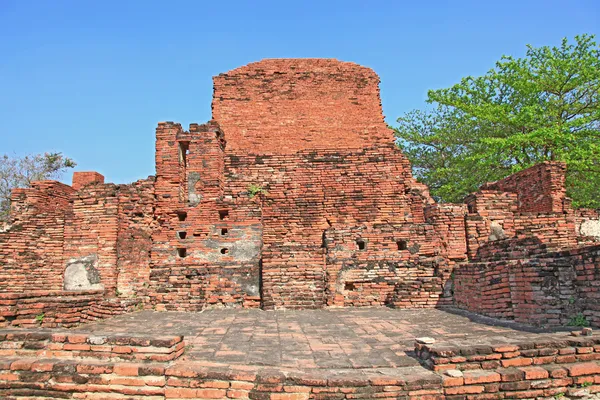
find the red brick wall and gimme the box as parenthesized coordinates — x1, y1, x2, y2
(145, 60, 466, 310)
(116, 178, 156, 297)
(0, 181, 73, 291)
(217, 146, 462, 309)
(464, 186, 578, 259)
(1, 59, 597, 318)
(72, 171, 104, 190)
(63, 183, 120, 293)
(0, 177, 153, 326)
(454, 244, 600, 327)
(149, 122, 262, 310)
(481, 162, 567, 213)
(212, 58, 394, 154)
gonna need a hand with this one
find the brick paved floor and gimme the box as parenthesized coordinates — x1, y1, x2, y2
(76, 307, 566, 370)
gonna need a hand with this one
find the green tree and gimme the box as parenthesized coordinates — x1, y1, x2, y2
(0, 152, 76, 222)
(394, 34, 600, 208)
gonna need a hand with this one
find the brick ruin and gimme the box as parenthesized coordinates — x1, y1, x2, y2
(1, 58, 599, 328)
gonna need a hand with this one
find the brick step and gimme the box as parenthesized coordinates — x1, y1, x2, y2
(0, 331, 185, 362)
(415, 332, 600, 371)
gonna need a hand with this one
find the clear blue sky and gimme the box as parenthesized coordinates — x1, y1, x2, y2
(1, 0, 599, 185)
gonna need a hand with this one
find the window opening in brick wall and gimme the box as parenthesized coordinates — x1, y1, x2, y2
(179, 142, 190, 168)
(177, 211, 187, 221)
(345, 282, 356, 291)
(221, 228, 228, 236)
(397, 240, 408, 251)
(177, 231, 187, 239)
(179, 142, 190, 167)
(356, 239, 366, 250)
(219, 210, 229, 220)
(177, 248, 187, 258)
(220, 248, 229, 254)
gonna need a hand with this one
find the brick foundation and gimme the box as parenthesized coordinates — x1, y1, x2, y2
(0, 328, 598, 399)
(415, 333, 600, 399)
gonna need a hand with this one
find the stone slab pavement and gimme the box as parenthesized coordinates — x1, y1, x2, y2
(75, 307, 568, 370)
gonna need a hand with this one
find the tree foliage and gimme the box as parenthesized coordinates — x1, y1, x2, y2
(0, 153, 76, 222)
(394, 34, 600, 208)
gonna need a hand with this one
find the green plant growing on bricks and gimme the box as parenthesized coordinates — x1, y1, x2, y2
(394, 34, 600, 208)
(247, 184, 267, 198)
(568, 312, 590, 327)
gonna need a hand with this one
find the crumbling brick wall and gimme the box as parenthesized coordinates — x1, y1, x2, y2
(454, 244, 600, 327)
(1, 58, 598, 318)
(455, 162, 600, 327)
(116, 178, 156, 297)
(137, 59, 471, 310)
(464, 163, 581, 259)
(0, 173, 154, 326)
(0, 181, 73, 291)
(149, 122, 262, 310)
(63, 182, 120, 293)
(480, 162, 567, 213)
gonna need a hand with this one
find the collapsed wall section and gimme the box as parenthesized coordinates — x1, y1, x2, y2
(0, 181, 74, 292)
(464, 163, 579, 259)
(0, 173, 154, 327)
(455, 162, 600, 327)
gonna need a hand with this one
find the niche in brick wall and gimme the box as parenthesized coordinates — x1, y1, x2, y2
(177, 248, 187, 258)
(179, 141, 190, 167)
(177, 211, 187, 221)
(219, 210, 229, 220)
(177, 231, 187, 239)
(356, 239, 366, 250)
(397, 240, 408, 251)
(220, 228, 228, 236)
(220, 248, 229, 255)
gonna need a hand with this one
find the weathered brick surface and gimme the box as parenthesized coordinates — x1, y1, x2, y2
(0, 354, 597, 399)
(147, 59, 461, 310)
(416, 333, 600, 372)
(0, 329, 184, 361)
(0, 58, 598, 319)
(457, 162, 600, 327)
(413, 335, 600, 399)
(72, 171, 104, 191)
(481, 162, 567, 214)
(0, 291, 140, 328)
(0, 181, 74, 291)
(454, 245, 600, 327)
(212, 58, 394, 154)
